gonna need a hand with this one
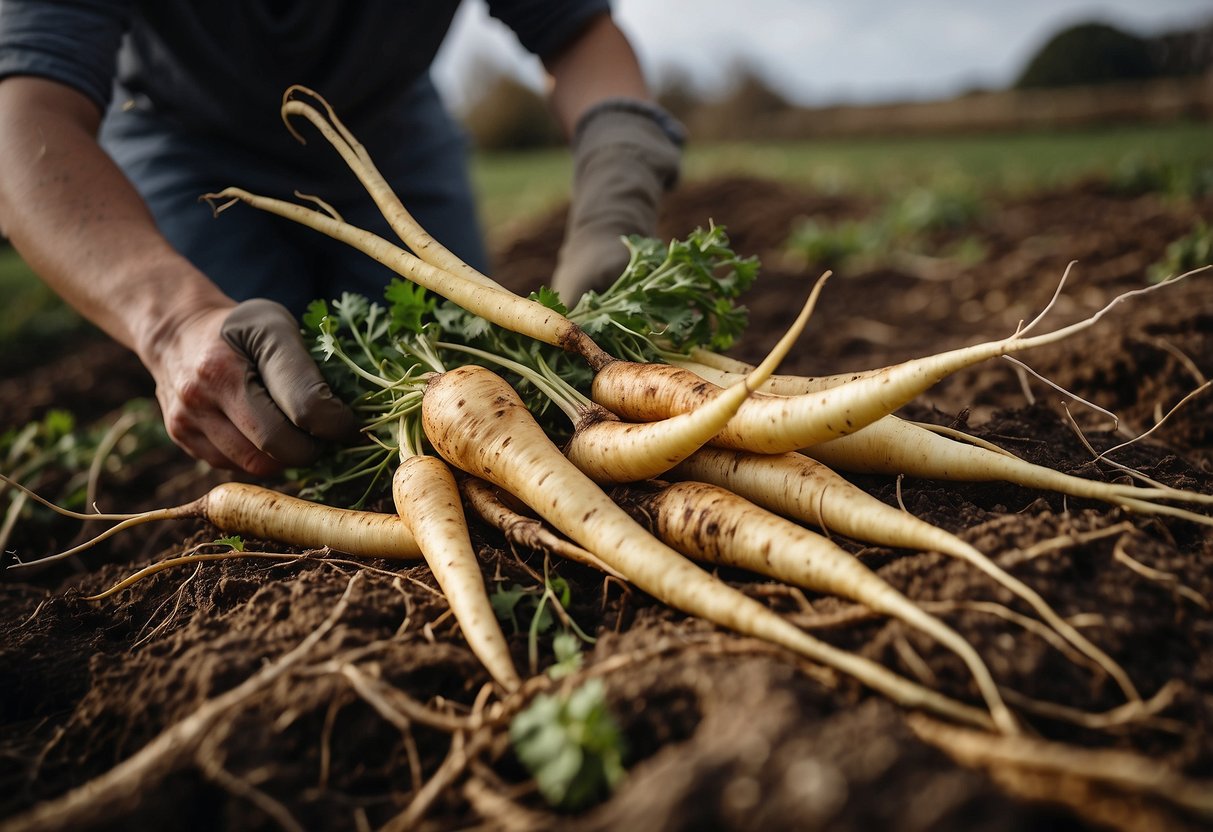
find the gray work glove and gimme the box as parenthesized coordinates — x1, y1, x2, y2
(551, 99, 684, 305)
(221, 299, 357, 466)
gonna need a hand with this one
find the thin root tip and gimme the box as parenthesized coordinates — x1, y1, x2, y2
(198, 191, 241, 217)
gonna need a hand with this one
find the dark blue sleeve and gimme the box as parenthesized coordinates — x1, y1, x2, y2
(0, 0, 132, 111)
(486, 0, 612, 59)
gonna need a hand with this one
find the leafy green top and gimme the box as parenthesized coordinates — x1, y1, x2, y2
(294, 226, 758, 500)
(569, 224, 758, 358)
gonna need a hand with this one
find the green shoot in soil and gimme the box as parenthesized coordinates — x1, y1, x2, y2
(510, 678, 626, 810)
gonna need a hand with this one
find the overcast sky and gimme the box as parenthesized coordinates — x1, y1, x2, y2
(432, 0, 1213, 110)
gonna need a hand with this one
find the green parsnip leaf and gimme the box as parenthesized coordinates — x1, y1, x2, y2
(529, 285, 569, 315)
(569, 225, 758, 356)
(302, 299, 330, 335)
(385, 279, 437, 334)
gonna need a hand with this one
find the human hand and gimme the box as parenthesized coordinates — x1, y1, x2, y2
(150, 299, 355, 476)
(551, 100, 684, 305)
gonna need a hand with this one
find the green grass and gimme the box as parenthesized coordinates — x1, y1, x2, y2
(471, 120, 1213, 235)
(0, 246, 85, 357)
(685, 121, 1213, 193)
(471, 151, 573, 234)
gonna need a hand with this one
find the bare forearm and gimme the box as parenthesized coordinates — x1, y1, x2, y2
(0, 77, 331, 477)
(544, 13, 652, 136)
(0, 77, 232, 362)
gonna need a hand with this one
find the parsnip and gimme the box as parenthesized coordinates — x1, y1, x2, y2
(805, 417, 1213, 524)
(5, 479, 421, 568)
(279, 84, 503, 292)
(420, 364, 1010, 733)
(565, 274, 824, 483)
(393, 456, 520, 690)
(668, 447, 1140, 701)
(595, 277, 1197, 454)
(625, 479, 1015, 726)
(683, 362, 1213, 516)
(204, 187, 612, 368)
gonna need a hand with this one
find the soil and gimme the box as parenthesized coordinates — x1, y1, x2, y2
(2, 176, 1211, 832)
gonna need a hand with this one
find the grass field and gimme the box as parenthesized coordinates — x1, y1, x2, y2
(2, 120, 1210, 350)
(472, 120, 1213, 234)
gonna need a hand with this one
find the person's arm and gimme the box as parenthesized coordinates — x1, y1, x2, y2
(541, 12, 684, 303)
(0, 76, 352, 475)
(543, 12, 651, 135)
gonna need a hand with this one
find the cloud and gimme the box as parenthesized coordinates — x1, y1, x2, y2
(433, 0, 1213, 110)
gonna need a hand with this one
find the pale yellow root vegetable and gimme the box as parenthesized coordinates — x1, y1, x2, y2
(4, 479, 421, 569)
(565, 274, 825, 483)
(676, 348, 879, 395)
(804, 416, 1213, 525)
(686, 361, 1213, 516)
(595, 278, 1197, 454)
(667, 447, 1140, 702)
(625, 479, 1018, 730)
(458, 477, 625, 579)
(392, 457, 520, 690)
(279, 85, 502, 292)
(420, 364, 1006, 733)
(203, 188, 613, 368)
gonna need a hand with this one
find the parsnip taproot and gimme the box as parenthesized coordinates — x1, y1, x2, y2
(564, 275, 824, 483)
(419, 364, 1009, 733)
(595, 278, 1195, 454)
(683, 362, 1213, 517)
(624, 479, 1015, 725)
(280, 85, 503, 293)
(804, 417, 1213, 524)
(674, 349, 878, 395)
(392, 456, 520, 690)
(458, 476, 623, 578)
(204, 187, 612, 368)
(667, 447, 1139, 701)
(4, 479, 421, 569)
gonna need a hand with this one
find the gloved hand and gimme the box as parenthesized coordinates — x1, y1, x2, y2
(220, 299, 357, 466)
(551, 99, 684, 305)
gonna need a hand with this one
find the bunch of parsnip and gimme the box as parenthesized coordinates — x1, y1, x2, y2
(19, 87, 1211, 739)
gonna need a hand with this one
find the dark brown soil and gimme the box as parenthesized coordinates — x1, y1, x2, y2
(2, 177, 1211, 832)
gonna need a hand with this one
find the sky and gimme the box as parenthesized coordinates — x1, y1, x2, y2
(431, 0, 1213, 111)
